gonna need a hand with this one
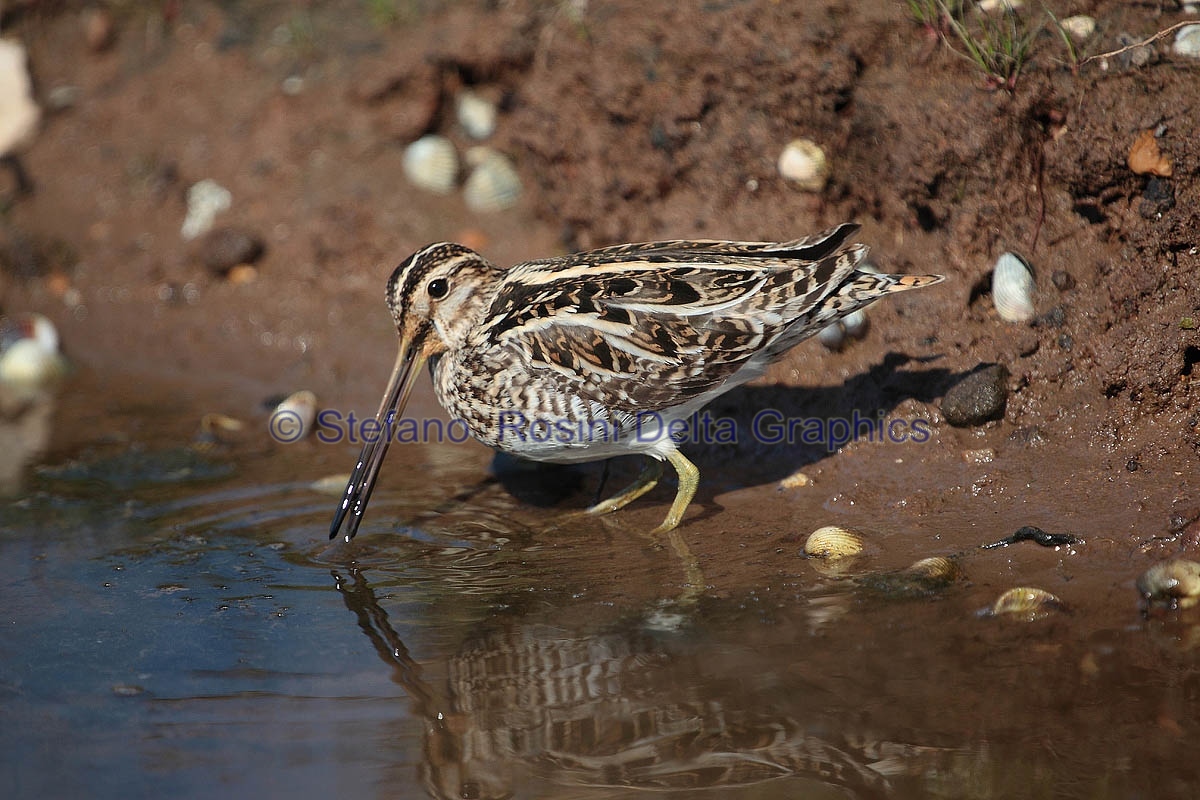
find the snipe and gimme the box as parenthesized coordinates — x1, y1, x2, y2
(330, 223, 942, 541)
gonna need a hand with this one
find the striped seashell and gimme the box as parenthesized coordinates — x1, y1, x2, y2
(463, 147, 522, 212)
(403, 135, 459, 194)
(992, 252, 1035, 323)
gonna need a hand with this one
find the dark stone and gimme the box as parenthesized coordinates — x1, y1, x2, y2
(199, 227, 265, 274)
(1139, 176, 1175, 218)
(941, 364, 1008, 427)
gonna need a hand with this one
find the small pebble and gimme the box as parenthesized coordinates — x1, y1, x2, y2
(817, 321, 846, 351)
(200, 413, 245, 436)
(841, 309, 868, 339)
(0, 313, 65, 389)
(456, 90, 498, 140)
(1059, 15, 1095, 41)
(46, 85, 80, 111)
(0, 40, 40, 157)
(777, 139, 829, 192)
(1128, 129, 1173, 178)
(941, 364, 1008, 427)
(1173, 24, 1200, 59)
(83, 7, 117, 53)
(978, 0, 1023, 10)
(310, 474, 353, 495)
(199, 227, 265, 275)
(181, 180, 232, 240)
(281, 75, 304, 96)
(1139, 176, 1175, 219)
(270, 390, 317, 442)
(226, 264, 258, 285)
(779, 470, 811, 489)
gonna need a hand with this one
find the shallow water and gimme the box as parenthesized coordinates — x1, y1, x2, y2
(3, 381, 1200, 800)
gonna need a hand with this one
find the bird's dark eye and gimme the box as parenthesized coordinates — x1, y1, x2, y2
(427, 278, 449, 299)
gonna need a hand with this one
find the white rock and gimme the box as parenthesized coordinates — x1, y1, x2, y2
(271, 390, 317, 442)
(841, 309, 869, 339)
(1059, 15, 1096, 41)
(281, 75, 304, 96)
(0, 39, 40, 156)
(46, 85, 80, 111)
(979, 0, 1023, 11)
(817, 321, 846, 350)
(777, 139, 829, 192)
(0, 314, 65, 388)
(1173, 24, 1200, 59)
(456, 90, 497, 140)
(181, 180, 232, 240)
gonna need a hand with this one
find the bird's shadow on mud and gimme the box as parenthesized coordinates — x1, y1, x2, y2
(493, 352, 962, 516)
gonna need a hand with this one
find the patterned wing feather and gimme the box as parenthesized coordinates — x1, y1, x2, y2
(477, 224, 873, 412)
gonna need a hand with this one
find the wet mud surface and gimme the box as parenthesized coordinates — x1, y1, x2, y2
(2, 1, 1199, 797)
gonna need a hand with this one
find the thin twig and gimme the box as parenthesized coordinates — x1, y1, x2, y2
(1077, 21, 1196, 68)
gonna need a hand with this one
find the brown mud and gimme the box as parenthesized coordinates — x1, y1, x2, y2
(1, 1, 1200, 793)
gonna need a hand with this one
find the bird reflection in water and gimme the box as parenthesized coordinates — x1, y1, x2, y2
(332, 569, 961, 800)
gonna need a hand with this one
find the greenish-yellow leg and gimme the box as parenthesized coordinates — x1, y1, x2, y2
(584, 457, 664, 516)
(651, 448, 700, 534)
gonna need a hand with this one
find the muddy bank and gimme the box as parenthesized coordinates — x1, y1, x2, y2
(0, 0, 1197, 567)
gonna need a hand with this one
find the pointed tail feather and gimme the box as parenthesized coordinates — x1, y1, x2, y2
(766, 271, 944, 358)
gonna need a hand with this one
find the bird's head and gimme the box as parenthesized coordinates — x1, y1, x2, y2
(330, 243, 502, 541)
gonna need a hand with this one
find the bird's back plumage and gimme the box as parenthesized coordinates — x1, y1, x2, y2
(462, 223, 940, 419)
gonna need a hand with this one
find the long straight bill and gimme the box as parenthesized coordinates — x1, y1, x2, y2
(329, 344, 426, 541)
